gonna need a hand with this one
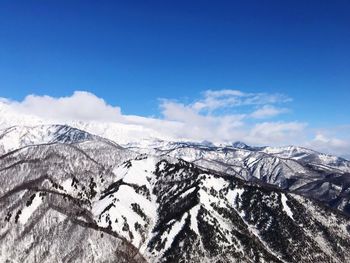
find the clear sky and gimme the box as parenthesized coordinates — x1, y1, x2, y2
(0, 1, 349, 156)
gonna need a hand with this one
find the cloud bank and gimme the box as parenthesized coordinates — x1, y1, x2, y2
(0, 90, 349, 158)
(9, 91, 123, 122)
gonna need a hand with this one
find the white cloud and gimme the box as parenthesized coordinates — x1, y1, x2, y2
(192, 89, 291, 112)
(306, 133, 350, 159)
(157, 97, 304, 145)
(246, 121, 307, 145)
(7, 91, 122, 122)
(204, 89, 246, 97)
(159, 100, 246, 141)
(250, 105, 289, 119)
(155, 90, 296, 143)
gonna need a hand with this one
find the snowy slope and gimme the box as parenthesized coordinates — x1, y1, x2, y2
(1, 123, 350, 216)
(262, 145, 350, 172)
(132, 140, 350, 215)
(0, 125, 96, 153)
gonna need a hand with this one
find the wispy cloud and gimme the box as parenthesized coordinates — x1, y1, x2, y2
(306, 132, 350, 159)
(159, 100, 246, 141)
(192, 89, 291, 113)
(250, 105, 289, 119)
(156, 89, 296, 143)
(247, 121, 307, 145)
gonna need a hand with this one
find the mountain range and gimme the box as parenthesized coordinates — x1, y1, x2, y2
(0, 105, 349, 262)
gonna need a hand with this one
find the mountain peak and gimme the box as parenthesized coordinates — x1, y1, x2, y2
(232, 141, 249, 149)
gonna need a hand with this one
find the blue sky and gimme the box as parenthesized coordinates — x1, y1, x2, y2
(0, 1, 349, 156)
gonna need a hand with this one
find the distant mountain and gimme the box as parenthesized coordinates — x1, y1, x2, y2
(0, 125, 96, 153)
(0, 101, 169, 145)
(0, 122, 349, 262)
(139, 140, 350, 215)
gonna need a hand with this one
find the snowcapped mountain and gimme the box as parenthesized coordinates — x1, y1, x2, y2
(0, 122, 350, 262)
(95, 156, 350, 262)
(0, 101, 170, 145)
(125, 140, 350, 216)
(0, 125, 97, 153)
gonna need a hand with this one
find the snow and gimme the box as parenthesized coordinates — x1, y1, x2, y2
(227, 187, 244, 204)
(93, 184, 155, 247)
(197, 183, 233, 236)
(179, 187, 196, 199)
(292, 194, 349, 261)
(157, 161, 167, 172)
(61, 178, 76, 194)
(19, 193, 43, 224)
(112, 164, 130, 181)
(189, 205, 200, 235)
(203, 176, 227, 191)
(227, 187, 245, 217)
(318, 153, 338, 163)
(281, 193, 294, 220)
(93, 157, 159, 249)
(111, 157, 157, 190)
(262, 146, 310, 158)
(198, 189, 212, 212)
(0, 126, 51, 152)
(122, 157, 156, 186)
(160, 212, 188, 253)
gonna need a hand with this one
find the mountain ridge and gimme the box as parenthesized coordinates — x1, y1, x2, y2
(0, 123, 349, 262)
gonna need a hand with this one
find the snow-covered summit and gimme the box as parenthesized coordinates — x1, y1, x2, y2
(0, 125, 96, 153)
(0, 101, 170, 146)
